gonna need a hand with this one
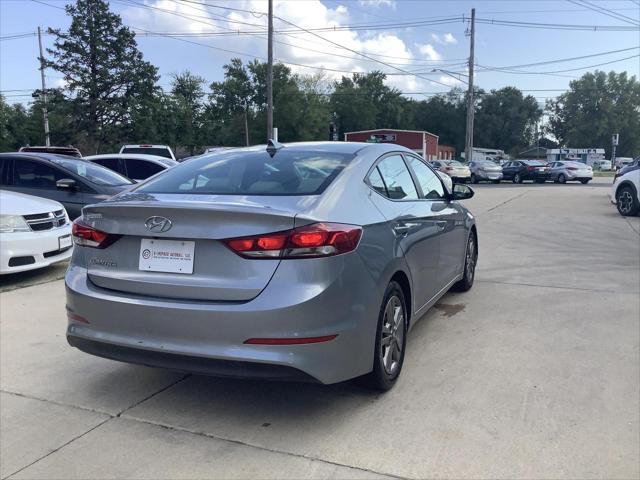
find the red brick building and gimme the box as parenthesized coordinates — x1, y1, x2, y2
(344, 129, 440, 160)
(437, 144, 456, 160)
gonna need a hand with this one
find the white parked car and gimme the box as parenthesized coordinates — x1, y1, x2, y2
(84, 154, 178, 182)
(119, 144, 176, 161)
(610, 166, 640, 216)
(0, 190, 72, 274)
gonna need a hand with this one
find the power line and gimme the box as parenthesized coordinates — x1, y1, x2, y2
(478, 53, 640, 75)
(568, 0, 639, 26)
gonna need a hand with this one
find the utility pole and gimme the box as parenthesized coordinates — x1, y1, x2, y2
(464, 8, 475, 163)
(266, 0, 274, 141)
(37, 26, 50, 147)
(243, 100, 250, 147)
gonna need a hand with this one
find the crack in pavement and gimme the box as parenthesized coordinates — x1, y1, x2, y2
(2, 379, 406, 480)
(477, 279, 640, 294)
(119, 414, 409, 480)
(485, 190, 529, 213)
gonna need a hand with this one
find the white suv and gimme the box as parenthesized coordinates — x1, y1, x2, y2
(611, 166, 640, 216)
(120, 144, 176, 161)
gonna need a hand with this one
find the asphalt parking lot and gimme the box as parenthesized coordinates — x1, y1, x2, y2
(1, 177, 638, 479)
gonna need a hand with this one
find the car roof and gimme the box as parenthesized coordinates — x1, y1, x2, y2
(121, 144, 172, 149)
(0, 151, 91, 163)
(84, 153, 177, 164)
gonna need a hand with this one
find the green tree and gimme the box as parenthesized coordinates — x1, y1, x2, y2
(411, 89, 468, 152)
(171, 71, 206, 154)
(547, 71, 640, 157)
(45, 0, 158, 153)
(329, 71, 406, 138)
(0, 95, 30, 151)
(474, 87, 542, 154)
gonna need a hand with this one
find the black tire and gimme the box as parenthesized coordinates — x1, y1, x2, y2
(558, 173, 566, 184)
(452, 230, 478, 292)
(616, 185, 640, 216)
(513, 173, 523, 184)
(580, 179, 590, 184)
(471, 173, 478, 184)
(362, 281, 408, 391)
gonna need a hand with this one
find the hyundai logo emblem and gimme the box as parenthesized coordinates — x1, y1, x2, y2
(145, 216, 172, 233)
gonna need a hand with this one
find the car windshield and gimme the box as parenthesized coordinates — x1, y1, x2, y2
(51, 157, 133, 186)
(137, 149, 354, 195)
(122, 147, 172, 159)
(478, 161, 497, 167)
(523, 160, 546, 166)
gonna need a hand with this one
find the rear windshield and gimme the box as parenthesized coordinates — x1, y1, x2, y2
(51, 157, 133, 186)
(137, 149, 353, 195)
(20, 147, 81, 157)
(122, 147, 172, 159)
(447, 161, 463, 166)
(522, 160, 546, 166)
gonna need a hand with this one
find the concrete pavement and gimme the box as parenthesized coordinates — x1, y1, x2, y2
(1, 178, 638, 479)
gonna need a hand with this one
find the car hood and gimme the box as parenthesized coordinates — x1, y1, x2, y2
(0, 190, 64, 215)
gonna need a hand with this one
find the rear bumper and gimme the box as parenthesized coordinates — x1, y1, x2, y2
(0, 226, 72, 274)
(65, 252, 381, 384)
(475, 171, 503, 180)
(68, 336, 317, 382)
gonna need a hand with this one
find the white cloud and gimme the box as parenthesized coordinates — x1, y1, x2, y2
(120, 0, 446, 93)
(438, 75, 462, 86)
(431, 33, 457, 45)
(416, 44, 442, 61)
(358, 0, 396, 7)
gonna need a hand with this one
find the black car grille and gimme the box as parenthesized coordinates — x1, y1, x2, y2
(22, 209, 67, 232)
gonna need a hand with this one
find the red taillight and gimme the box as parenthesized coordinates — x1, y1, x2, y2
(527, 166, 535, 171)
(72, 218, 121, 249)
(444, 166, 453, 171)
(223, 223, 362, 259)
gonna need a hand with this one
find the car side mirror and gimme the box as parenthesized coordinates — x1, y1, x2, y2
(56, 178, 78, 191)
(452, 183, 474, 200)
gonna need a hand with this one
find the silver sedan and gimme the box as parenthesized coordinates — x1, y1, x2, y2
(469, 160, 503, 184)
(548, 161, 593, 184)
(65, 142, 478, 391)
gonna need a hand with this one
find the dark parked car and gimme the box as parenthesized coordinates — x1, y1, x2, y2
(19, 146, 82, 157)
(85, 154, 178, 182)
(0, 153, 133, 219)
(501, 160, 550, 184)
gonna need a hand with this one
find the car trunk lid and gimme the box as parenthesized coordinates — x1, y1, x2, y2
(81, 194, 301, 301)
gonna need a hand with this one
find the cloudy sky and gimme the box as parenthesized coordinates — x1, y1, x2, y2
(1, 0, 639, 105)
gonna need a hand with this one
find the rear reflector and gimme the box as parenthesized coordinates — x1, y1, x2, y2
(72, 218, 121, 249)
(224, 222, 362, 259)
(67, 311, 89, 324)
(244, 335, 338, 345)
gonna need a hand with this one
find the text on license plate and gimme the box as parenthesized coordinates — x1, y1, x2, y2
(59, 234, 72, 250)
(139, 238, 195, 274)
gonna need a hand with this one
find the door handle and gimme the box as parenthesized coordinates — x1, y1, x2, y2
(436, 220, 447, 230)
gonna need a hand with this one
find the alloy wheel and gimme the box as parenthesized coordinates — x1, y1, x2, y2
(465, 235, 477, 282)
(618, 190, 634, 214)
(380, 295, 405, 376)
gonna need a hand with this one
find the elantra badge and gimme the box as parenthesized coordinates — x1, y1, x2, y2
(145, 216, 172, 233)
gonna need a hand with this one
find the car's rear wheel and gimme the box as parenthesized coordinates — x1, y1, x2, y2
(363, 281, 407, 391)
(558, 173, 567, 184)
(453, 231, 478, 292)
(616, 186, 640, 216)
(580, 179, 590, 184)
(471, 173, 478, 184)
(513, 173, 523, 184)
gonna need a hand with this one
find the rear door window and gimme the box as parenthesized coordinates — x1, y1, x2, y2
(125, 159, 164, 179)
(92, 157, 123, 174)
(13, 159, 65, 188)
(122, 147, 172, 159)
(375, 155, 418, 200)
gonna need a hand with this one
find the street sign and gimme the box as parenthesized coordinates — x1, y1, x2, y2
(612, 134, 619, 146)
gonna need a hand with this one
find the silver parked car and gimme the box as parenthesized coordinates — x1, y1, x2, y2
(469, 160, 503, 184)
(548, 161, 593, 184)
(65, 142, 478, 390)
(430, 160, 472, 183)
